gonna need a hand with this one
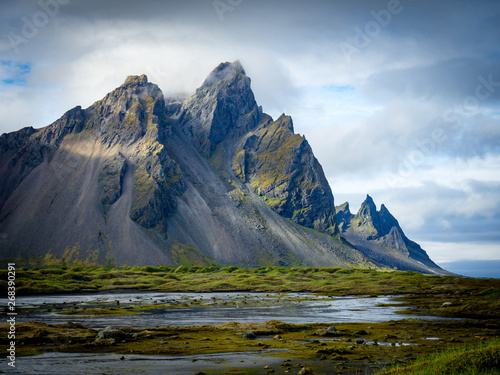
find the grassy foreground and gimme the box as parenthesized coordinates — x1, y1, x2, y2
(2, 319, 499, 374)
(378, 339, 500, 375)
(1, 265, 499, 374)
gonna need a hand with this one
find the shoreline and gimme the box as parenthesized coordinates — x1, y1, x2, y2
(1, 319, 498, 374)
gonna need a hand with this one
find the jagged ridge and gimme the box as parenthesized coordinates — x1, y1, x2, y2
(336, 195, 445, 274)
(0, 61, 444, 273)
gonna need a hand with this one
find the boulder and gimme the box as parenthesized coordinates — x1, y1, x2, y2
(95, 326, 129, 343)
(298, 368, 315, 375)
(243, 331, 256, 339)
(315, 327, 341, 337)
(314, 328, 328, 336)
(327, 326, 338, 333)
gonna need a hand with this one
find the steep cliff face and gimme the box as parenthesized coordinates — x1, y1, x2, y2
(161, 62, 351, 266)
(336, 195, 445, 274)
(0, 61, 444, 273)
(87, 74, 185, 231)
(232, 114, 337, 235)
(178, 61, 260, 157)
(177, 61, 337, 237)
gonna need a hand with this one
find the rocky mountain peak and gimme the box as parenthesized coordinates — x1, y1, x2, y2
(233, 111, 338, 236)
(0, 61, 446, 274)
(199, 60, 246, 90)
(336, 196, 443, 273)
(358, 194, 377, 216)
(337, 202, 351, 214)
(179, 60, 260, 157)
(335, 202, 352, 232)
(123, 74, 149, 87)
(364, 194, 375, 205)
(353, 195, 399, 239)
(82, 74, 165, 147)
(355, 195, 378, 234)
(276, 114, 295, 133)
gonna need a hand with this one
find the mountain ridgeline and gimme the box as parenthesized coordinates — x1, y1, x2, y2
(0, 61, 446, 274)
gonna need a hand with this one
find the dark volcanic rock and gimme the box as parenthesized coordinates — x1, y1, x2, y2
(98, 153, 127, 206)
(243, 331, 257, 339)
(0, 61, 444, 273)
(232, 114, 338, 236)
(336, 195, 446, 274)
(86, 75, 185, 231)
(178, 61, 260, 157)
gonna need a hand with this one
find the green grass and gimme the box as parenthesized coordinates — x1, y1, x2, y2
(3, 265, 499, 319)
(377, 339, 500, 375)
(1, 262, 498, 375)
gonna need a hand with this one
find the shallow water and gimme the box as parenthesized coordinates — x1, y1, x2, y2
(6, 292, 460, 375)
(16, 291, 454, 329)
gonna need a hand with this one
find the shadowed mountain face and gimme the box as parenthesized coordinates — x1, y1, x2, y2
(336, 196, 445, 274)
(0, 74, 185, 265)
(0, 61, 445, 274)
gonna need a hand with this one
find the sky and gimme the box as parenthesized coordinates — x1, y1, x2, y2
(1, 0, 499, 276)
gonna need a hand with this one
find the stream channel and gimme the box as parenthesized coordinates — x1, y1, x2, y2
(16, 291, 449, 328)
(3, 292, 456, 374)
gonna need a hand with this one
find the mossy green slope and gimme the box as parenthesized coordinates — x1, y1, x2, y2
(232, 114, 338, 236)
(378, 340, 500, 375)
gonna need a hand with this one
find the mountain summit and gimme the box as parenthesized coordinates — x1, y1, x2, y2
(336, 195, 442, 273)
(0, 61, 446, 274)
(179, 61, 259, 157)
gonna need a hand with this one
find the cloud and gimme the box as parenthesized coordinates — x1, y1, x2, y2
(0, 0, 499, 267)
(376, 173, 500, 239)
(364, 58, 500, 104)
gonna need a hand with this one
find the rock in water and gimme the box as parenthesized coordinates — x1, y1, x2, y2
(243, 331, 256, 339)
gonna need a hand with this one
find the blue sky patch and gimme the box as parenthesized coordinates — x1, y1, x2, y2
(1, 60, 31, 87)
(323, 85, 355, 93)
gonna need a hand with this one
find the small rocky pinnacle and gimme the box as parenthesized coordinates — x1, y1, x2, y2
(124, 74, 148, 86)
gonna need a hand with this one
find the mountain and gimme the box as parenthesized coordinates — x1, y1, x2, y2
(0, 61, 445, 274)
(336, 195, 444, 274)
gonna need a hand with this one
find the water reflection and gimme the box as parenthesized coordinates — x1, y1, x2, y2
(17, 292, 454, 329)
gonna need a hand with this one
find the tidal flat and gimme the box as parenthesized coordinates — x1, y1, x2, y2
(1, 266, 499, 374)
